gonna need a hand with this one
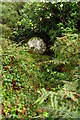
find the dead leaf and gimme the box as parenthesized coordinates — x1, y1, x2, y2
(37, 108, 43, 114)
(17, 97, 19, 104)
(22, 108, 27, 116)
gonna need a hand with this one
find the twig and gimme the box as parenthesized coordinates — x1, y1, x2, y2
(37, 59, 69, 65)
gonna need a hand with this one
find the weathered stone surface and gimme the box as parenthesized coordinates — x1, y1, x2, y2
(27, 37, 46, 54)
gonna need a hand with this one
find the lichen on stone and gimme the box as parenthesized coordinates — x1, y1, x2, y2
(27, 37, 46, 54)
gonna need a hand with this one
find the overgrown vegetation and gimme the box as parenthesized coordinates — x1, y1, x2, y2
(1, 1, 80, 119)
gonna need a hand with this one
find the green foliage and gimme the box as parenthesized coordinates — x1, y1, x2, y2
(2, 38, 50, 119)
(2, 3, 21, 27)
(10, 2, 61, 44)
(2, 2, 79, 45)
(0, 24, 12, 38)
(56, 2, 80, 30)
(52, 33, 79, 65)
(1, 1, 80, 119)
(2, 2, 24, 38)
(8, 2, 80, 47)
(35, 83, 79, 118)
(2, 32, 80, 119)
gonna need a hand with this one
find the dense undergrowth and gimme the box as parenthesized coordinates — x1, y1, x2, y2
(1, 1, 80, 119)
(2, 33, 80, 119)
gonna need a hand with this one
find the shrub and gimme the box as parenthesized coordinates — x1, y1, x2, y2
(51, 33, 79, 65)
(2, 2, 23, 29)
(0, 24, 12, 38)
(9, 2, 80, 46)
(10, 2, 61, 45)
